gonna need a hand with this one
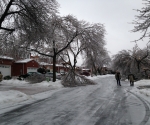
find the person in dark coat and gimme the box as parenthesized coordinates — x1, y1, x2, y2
(115, 71, 121, 86)
(128, 73, 135, 86)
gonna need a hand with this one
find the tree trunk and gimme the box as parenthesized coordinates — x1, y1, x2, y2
(137, 61, 140, 73)
(53, 54, 56, 82)
(0, 0, 14, 27)
(93, 63, 97, 76)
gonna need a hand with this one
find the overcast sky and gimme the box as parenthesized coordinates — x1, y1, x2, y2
(57, 0, 148, 57)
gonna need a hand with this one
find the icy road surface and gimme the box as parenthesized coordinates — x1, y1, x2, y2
(0, 75, 150, 125)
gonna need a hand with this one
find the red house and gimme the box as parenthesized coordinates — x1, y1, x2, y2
(12, 59, 39, 76)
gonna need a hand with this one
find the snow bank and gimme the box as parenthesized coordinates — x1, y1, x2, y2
(135, 79, 150, 86)
(0, 90, 30, 105)
(31, 80, 63, 88)
(130, 79, 150, 102)
(135, 80, 150, 96)
(2, 79, 29, 86)
(0, 79, 64, 114)
(88, 74, 114, 80)
(1, 79, 63, 88)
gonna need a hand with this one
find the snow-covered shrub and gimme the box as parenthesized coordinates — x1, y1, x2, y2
(61, 70, 96, 87)
(25, 74, 45, 83)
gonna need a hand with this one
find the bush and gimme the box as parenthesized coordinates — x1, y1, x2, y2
(4, 75, 12, 80)
(25, 74, 45, 83)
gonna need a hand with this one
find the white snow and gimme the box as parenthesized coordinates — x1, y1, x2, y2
(0, 75, 150, 114)
(31, 80, 64, 88)
(15, 58, 33, 63)
(39, 62, 51, 66)
(0, 56, 14, 60)
(129, 79, 150, 102)
(88, 74, 113, 80)
(2, 79, 29, 86)
(2, 79, 63, 88)
(0, 90, 29, 104)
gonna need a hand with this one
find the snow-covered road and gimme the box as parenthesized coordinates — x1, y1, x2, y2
(0, 75, 150, 125)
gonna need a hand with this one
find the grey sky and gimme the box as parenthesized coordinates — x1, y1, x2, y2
(57, 0, 147, 56)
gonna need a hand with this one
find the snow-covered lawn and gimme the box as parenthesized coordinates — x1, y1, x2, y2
(0, 75, 150, 114)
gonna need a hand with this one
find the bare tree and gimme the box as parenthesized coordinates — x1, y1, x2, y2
(0, 0, 58, 44)
(23, 15, 86, 82)
(81, 23, 109, 75)
(59, 39, 96, 87)
(112, 50, 133, 76)
(112, 45, 150, 78)
(132, 0, 150, 42)
(58, 37, 85, 86)
(59, 22, 108, 86)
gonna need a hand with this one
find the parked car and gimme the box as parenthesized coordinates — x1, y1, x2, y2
(45, 72, 61, 80)
(17, 72, 43, 80)
(60, 72, 67, 76)
(80, 71, 90, 76)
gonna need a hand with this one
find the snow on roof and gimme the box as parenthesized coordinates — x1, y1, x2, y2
(0, 56, 14, 60)
(49, 64, 64, 67)
(15, 59, 34, 63)
(39, 62, 51, 66)
(56, 64, 64, 66)
(82, 68, 91, 70)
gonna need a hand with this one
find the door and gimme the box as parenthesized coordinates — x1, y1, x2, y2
(27, 67, 38, 73)
(0, 65, 11, 77)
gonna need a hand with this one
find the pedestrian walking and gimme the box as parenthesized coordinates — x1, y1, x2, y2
(115, 71, 121, 86)
(0, 72, 3, 82)
(128, 73, 135, 86)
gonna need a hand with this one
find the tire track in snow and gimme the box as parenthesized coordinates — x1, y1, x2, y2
(128, 91, 150, 125)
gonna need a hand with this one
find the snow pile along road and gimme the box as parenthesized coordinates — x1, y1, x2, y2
(0, 90, 30, 105)
(0, 79, 63, 113)
(130, 79, 150, 101)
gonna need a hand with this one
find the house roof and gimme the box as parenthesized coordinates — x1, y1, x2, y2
(0, 56, 14, 60)
(50, 64, 64, 67)
(15, 59, 34, 63)
(82, 68, 91, 71)
(39, 62, 50, 66)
